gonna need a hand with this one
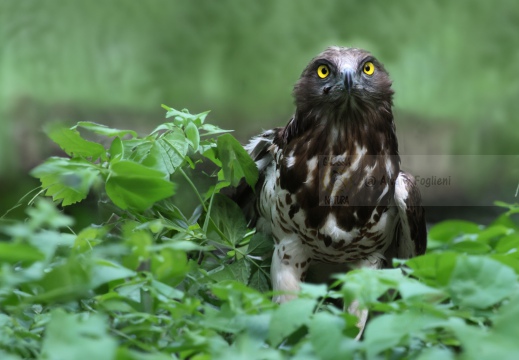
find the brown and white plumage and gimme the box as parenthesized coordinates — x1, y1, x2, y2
(234, 47, 426, 316)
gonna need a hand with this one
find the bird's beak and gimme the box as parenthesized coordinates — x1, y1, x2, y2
(343, 69, 354, 93)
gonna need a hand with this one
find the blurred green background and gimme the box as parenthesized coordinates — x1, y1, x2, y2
(1, 0, 518, 221)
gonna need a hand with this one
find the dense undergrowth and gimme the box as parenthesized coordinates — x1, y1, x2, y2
(1, 107, 519, 359)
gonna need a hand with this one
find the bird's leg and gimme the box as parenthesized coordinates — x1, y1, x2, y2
(271, 236, 310, 303)
(348, 254, 385, 340)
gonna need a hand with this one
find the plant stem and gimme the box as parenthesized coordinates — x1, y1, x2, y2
(178, 167, 207, 212)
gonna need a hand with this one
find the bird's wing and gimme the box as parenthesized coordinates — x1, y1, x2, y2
(229, 128, 280, 227)
(386, 171, 427, 260)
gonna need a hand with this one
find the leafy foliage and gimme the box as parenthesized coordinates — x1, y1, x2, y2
(2, 107, 519, 359)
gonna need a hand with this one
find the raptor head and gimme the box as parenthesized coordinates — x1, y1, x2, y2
(293, 47, 394, 114)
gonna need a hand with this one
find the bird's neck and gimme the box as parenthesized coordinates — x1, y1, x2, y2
(281, 102, 399, 157)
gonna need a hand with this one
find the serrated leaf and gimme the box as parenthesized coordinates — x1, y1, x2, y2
(106, 160, 175, 211)
(309, 312, 356, 360)
(164, 107, 210, 126)
(123, 139, 153, 162)
(217, 133, 258, 188)
(448, 255, 516, 309)
(73, 226, 107, 253)
(492, 295, 519, 336)
(26, 198, 75, 230)
(74, 121, 137, 138)
(268, 298, 316, 346)
(363, 312, 448, 358)
(41, 310, 117, 360)
(339, 268, 403, 306)
(248, 268, 270, 292)
(208, 259, 251, 284)
(31, 157, 100, 206)
(449, 316, 519, 360)
(247, 232, 274, 256)
(208, 194, 248, 246)
(45, 123, 106, 160)
(142, 130, 188, 174)
(34, 256, 93, 303)
(121, 130, 188, 175)
(406, 252, 458, 286)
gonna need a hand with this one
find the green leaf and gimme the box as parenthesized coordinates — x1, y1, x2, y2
(448, 255, 516, 309)
(268, 298, 316, 346)
(309, 312, 356, 360)
(90, 259, 136, 289)
(208, 194, 248, 246)
(34, 256, 92, 303)
(122, 139, 153, 163)
(145, 132, 188, 174)
(416, 347, 455, 360)
(45, 123, 107, 160)
(363, 312, 448, 358)
(199, 123, 231, 136)
(248, 268, 270, 292)
(494, 234, 519, 254)
(184, 121, 200, 151)
(300, 283, 328, 299)
(490, 254, 519, 274)
(164, 107, 210, 126)
(25, 198, 75, 230)
(428, 220, 481, 243)
(73, 226, 107, 253)
(31, 157, 100, 206)
(339, 268, 403, 306)
(475, 225, 511, 244)
(208, 258, 251, 284)
(449, 316, 519, 360)
(492, 295, 519, 337)
(247, 232, 274, 256)
(121, 223, 152, 270)
(0, 243, 44, 263)
(109, 137, 124, 161)
(397, 277, 446, 301)
(106, 160, 175, 211)
(150, 280, 184, 301)
(449, 240, 492, 254)
(406, 252, 458, 286)
(216, 133, 258, 188)
(74, 121, 138, 138)
(41, 310, 117, 360)
(151, 248, 189, 284)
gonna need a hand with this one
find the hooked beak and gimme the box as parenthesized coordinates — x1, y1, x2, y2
(343, 69, 354, 93)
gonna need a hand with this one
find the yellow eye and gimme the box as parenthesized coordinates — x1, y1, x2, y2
(363, 61, 375, 75)
(317, 64, 330, 78)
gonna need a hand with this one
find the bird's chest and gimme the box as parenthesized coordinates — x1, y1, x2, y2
(260, 148, 399, 262)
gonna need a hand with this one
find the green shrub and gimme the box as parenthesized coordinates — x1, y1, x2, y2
(1, 107, 519, 359)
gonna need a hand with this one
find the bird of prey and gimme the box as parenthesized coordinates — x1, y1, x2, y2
(235, 47, 426, 314)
